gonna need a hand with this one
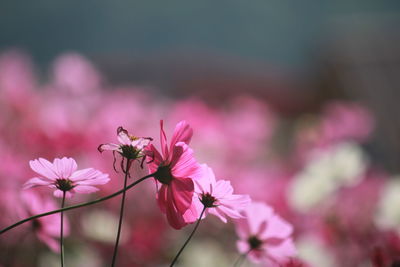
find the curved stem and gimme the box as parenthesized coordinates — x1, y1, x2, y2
(60, 192, 66, 267)
(169, 206, 207, 267)
(110, 160, 130, 267)
(0, 173, 155, 235)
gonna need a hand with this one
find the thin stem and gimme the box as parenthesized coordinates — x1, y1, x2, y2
(60, 191, 66, 267)
(110, 159, 130, 267)
(169, 206, 207, 267)
(232, 249, 251, 267)
(0, 173, 155, 235)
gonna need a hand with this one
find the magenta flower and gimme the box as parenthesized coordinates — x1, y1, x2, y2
(23, 157, 110, 198)
(21, 191, 70, 252)
(235, 202, 296, 266)
(146, 120, 202, 229)
(194, 164, 251, 223)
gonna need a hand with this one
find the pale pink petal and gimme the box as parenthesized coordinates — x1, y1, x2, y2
(169, 120, 193, 148)
(53, 157, 77, 178)
(215, 205, 243, 220)
(260, 214, 293, 240)
(73, 185, 99, 194)
(182, 201, 199, 224)
(208, 207, 228, 223)
(23, 177, 53, 189)
(236, 240, 250, 254)
(170, 178, 194, 214)
(70, 168, 109, 184)
(29, 158, 58, 179)
(265, 238, 297, 263)
(53, 189, 73, 198)
(117, 127, 132, 145)
(98, 143, 120, 152)
(246, 202, 273, 235)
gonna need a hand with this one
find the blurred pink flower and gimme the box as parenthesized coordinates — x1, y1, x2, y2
(320, 101, 374, 144)
(194, 164, 251, 223)
(24, 157, 110, 198)
(51, 53, 101, 95)
(235, 202, 296, 266)
(21, 191, 70, 252)
(146, 120, 202, 229)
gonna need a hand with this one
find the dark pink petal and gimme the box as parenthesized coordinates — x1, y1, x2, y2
(165, 186, 187, 229)
(23, 177, 53, 189)
(29, 158, 58, 180)
(169, 120, 193, 149)
(145, 144, 164, 174)
(170, 143, 201, 179)
(160, 120, 169, 159)
(170, 178, 194, 214)
(156, 184, 168, 213)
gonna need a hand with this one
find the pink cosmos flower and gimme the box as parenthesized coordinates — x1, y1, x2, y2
(98, 126, 152, 170)
(235, 202, 296, 266)
(23, 157, 110, 198)
(21, 191, 70, 252)
(146, 120, 202, 229)
(194, 164, 251, 223)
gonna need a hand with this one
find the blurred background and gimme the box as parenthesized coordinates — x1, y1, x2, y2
(1, 1, 400, 266)
(1, 0, 400, 170)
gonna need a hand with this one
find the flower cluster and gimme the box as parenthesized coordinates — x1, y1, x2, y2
(2, 51, 399, 267)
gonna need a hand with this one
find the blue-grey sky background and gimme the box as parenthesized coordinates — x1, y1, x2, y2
(1, 0, 399, 71)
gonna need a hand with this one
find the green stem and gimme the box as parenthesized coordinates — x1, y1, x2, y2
(169, 206, 207, 267)
(232, 249, 251, 267)
(0, 173, 155, 235)
(111, 159, 130, 267)
(60, 191, 66, 267)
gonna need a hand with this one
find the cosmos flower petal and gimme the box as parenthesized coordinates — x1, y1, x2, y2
(166, 187, 187, 229)
(53, 157, 77, 178)
(169, 120, 193, 149)
(70, 168, 110, 184)
(264, 239, 297, 263)
(73, 185, 100, 194)
(171, 143, 201, 179)
(170, 178, 194, 214)
(98, 143, 120, 152)
(53, 189, 74, 198)
(23, 177, 53, 189)
(209, 208, 228, 223)
(160, 120, 169, 159)
(259, 214, 293, 240)
(117, 127, 132, 145)
(156, 184, 168, 213)
(29, 158, 58, 180)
